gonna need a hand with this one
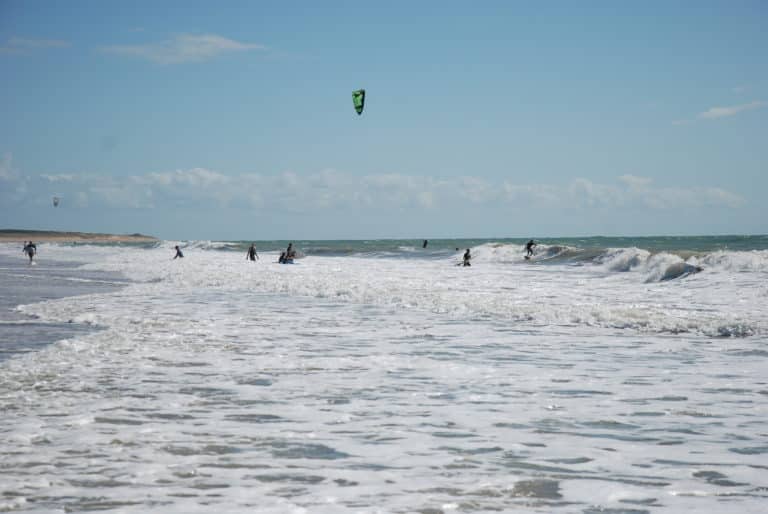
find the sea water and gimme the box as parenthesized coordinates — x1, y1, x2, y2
(0, 237, 767, 513)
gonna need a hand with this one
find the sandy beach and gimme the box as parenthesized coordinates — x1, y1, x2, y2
(0, 229, 157, 243)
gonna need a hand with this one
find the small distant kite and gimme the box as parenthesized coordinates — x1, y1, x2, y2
(352, 89, 365, 115)
(52, 196, 60, 207)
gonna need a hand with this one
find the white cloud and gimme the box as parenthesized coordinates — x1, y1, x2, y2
(568, 178, 625, 208)
(698, 101, 766, 120)
(42, 174, 75, 182)
(618, 174, 652, 190)
(0, 153, 16, 180)
(137, 168, 230, 187)
(501, 175, 745, 211)
(502, 183, 560, 205)
(99, 34, 264, 64)
(0, 37, 69, 54)
(457, 176, 496, 203)
(0, 162, 748, 213)
(699, 187, 745, 209)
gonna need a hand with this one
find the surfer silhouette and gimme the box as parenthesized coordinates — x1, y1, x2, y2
(525, 240, 536, 258)
(246, 243, 258, 261)
(463, 248, 472, 267)
(23, 241, 36, 263)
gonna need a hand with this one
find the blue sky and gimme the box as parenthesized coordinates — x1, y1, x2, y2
(1, 1, 766, 240)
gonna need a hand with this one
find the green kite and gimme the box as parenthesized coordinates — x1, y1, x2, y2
(352, 89, 365, 115)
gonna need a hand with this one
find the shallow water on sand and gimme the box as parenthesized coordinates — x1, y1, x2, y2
(0, 243, 766, 513)
(0, 255, 126, 362)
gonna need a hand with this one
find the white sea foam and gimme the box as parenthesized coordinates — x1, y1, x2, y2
(693, 249, 768, 272)
(1, 242, 767, 513)
(596, 247, 652, 271)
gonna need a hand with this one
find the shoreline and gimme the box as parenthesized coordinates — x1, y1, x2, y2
(0, 229, 157, 244)
(0, 253, 128, 362)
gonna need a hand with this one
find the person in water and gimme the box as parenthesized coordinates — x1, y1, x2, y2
(173, 245, 184, 259)
(246, 243, 259, 261)
(463, 248, 471, 267)
(278, 251, 287, 264)
(423, 239, 428, 249)
(525, 239, 536, 257)
(285, 243, 296, 259)
(23, 241, 36, 263)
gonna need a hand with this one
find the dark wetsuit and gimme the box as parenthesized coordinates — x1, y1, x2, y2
(23, 243, 36, 262)
(463, 250, 471, 267)
(174, 247, 184, 259)
(247, 245, 257, 261)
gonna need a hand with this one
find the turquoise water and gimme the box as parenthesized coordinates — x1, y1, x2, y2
(188, 234, 768, 258)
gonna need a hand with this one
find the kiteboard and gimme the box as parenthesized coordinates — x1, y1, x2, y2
(524, 255, 531, 260)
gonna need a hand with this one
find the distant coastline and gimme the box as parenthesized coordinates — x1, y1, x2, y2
(0, 229, 157, 243)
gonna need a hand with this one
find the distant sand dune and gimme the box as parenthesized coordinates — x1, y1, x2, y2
(0, 229, 157, 243)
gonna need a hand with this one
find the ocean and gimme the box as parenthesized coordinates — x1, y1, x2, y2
(1, 236, 767, 513)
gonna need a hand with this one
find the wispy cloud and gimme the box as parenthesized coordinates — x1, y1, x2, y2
(564, 176, 745, 210)
(0, 37, 69, 55)
(99, 34, 264, 64)
(698, 101, 766, 120)
(15, 168, 745, 212)
(0, 153, 16, 180)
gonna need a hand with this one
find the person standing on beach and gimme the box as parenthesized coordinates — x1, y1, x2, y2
(246, 243, 259, 261)
(173, 245, 184, 259)
(23, 241, 36, 263)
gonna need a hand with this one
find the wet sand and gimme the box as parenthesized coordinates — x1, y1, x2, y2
(0, 254, 128, 362)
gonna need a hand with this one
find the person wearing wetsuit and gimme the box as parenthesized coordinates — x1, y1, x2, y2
(285, 243, 296, 260)
(23, 241, 36, 263)
(246, 243, 258, 261)
(463, 248, 471, 267)
(525, 239, 536, 257)
(423, 239, 428, 248)
(173, 245, 184, 259)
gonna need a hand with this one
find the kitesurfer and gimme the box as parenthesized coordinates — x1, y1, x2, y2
(285, 243, 296, 260)
(173, 245, 184, 259)
(246, 243, 258, 261)
(525, 239, 536, 258)
(423, 239, 428, 249)
(463, 248, 472, 267)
